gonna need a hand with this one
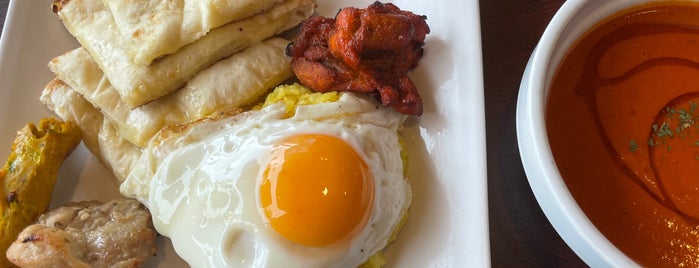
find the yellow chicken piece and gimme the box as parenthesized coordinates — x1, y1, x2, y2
(0, 118, 81, 267)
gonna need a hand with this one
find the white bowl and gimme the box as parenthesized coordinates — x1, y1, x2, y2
(514, 0, 665, 267)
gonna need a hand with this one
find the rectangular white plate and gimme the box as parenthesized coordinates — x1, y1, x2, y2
(0, 0, 489, 267)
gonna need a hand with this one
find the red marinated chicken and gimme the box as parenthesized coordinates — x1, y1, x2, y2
(286, 1, 430, 115)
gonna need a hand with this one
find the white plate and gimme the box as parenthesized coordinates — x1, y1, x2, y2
(0, 0, 489, 267)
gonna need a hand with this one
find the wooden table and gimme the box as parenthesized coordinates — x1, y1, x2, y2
(0, 0, 586, 267)
(480, 0, 587, 267)
(0, 0, 6, 33)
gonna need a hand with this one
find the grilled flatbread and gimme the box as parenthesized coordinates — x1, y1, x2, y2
(40, 79, 105, 162)
(50, 38, 292, 148)
(101, 0, 284, 65)
(40, 79, 141, 182)
(52, 0, 315, 107)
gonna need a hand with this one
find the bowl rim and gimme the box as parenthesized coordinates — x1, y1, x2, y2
(516, 0, 640, 267)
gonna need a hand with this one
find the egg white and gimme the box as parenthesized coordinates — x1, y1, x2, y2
(121, 93, 411, 268)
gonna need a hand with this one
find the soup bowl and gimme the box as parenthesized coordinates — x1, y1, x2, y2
(514, 0, 699, 266)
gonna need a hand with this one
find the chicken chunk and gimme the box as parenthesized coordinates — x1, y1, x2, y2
(287, 1, 430, 115)
(6, 199, 157, 268)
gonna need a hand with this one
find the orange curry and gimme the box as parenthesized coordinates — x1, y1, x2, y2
(547, 3, 699, 267)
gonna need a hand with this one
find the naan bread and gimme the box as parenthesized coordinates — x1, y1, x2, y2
(39, 80, 249, 199)
(50, 38, 292, 148)
(53, 0, 315, 107)
(40, 79, 141, 182)
(102, 0, 284, 65)
(40, 79, 104, 162)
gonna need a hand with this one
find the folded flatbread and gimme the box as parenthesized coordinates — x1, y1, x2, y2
(40, 79, 141, 182)
(53, 0, 315, 107)
(50, 38, 292, 148)
(101, 0, 284, 65)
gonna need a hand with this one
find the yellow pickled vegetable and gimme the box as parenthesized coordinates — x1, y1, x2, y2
(0, 118, 81, 267)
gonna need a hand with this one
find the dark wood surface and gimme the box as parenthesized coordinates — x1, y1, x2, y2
(0, 0, 587, 267)
(480, 0, 587, 267)
(0, 0, 6, 34)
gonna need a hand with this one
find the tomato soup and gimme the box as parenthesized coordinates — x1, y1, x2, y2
(547, 3, 699, 267)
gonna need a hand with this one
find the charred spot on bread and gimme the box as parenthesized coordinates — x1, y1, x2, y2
(21, 233, 40, 243)
(51, 0, 71, 13)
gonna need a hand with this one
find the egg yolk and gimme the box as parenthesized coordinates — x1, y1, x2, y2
(259, 134, 374, 247)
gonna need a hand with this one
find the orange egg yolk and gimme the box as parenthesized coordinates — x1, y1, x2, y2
(259, 134, 374, 247)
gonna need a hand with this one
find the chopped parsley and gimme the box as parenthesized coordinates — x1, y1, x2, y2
(648, 138, 657, 147)
(656, 122, 674, 138)
(628, 140, 639, 153)
(632, 101, 699, 153)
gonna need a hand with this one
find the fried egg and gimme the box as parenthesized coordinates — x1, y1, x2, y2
(120, 87, 411, 267)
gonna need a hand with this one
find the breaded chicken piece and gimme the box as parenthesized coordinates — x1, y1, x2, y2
(6, 199, 157, 268)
